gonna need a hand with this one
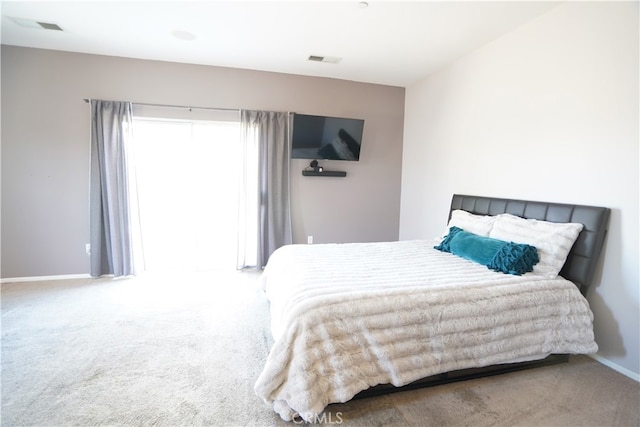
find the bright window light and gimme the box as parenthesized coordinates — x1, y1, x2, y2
(131, 118, 241, 273)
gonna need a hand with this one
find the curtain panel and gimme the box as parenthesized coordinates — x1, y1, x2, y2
(89, 100, 139, 277)
(238, 110, 293, 269)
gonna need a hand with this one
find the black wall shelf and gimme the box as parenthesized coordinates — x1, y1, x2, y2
(302, 170, 347, 177)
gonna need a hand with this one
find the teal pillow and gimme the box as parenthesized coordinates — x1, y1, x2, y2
(435, 226, 539, 275)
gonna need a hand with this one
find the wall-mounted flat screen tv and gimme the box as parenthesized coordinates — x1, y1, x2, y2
(291, 113, 364, 161)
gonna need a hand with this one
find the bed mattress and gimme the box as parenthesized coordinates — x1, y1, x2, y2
(254, 240, 598, 422)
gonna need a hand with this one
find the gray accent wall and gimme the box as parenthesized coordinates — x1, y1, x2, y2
(1, 46, 405, 278)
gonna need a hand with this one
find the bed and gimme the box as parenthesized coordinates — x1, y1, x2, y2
(254, 194, 610, 422)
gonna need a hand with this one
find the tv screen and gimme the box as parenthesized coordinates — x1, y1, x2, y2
(291, 113, 364, 161)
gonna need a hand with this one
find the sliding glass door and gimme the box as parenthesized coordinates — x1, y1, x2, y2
(131, 118, 241, 273)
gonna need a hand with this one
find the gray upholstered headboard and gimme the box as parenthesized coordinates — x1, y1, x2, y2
(449, 194, 610, 294)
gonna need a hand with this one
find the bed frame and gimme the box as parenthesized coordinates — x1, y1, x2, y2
(355, 194, 610, 399)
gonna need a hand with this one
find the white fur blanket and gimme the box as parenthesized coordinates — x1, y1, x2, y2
(254, 240, 597, 422)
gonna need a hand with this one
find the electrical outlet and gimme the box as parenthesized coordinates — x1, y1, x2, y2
(307, 236, 313, 244)
(85, 243, 91, 256)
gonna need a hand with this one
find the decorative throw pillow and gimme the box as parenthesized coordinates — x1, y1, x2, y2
(444, 210, 496, 237)
(435, 226, 539, 275)
(489, 213, 583, 279)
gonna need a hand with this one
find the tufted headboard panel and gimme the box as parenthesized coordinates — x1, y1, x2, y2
(449, 194, 610, 294)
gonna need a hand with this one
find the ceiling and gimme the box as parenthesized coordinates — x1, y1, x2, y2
(1, 1, 560, 87)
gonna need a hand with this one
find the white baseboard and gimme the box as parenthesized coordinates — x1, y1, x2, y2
(589, 354, 640, 382)
(1, 274, 92, 284)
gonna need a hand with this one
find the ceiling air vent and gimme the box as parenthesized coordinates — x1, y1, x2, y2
(37, 22, 63, 31)
(9, 17, 63, 31)
(308, 55, 342, 64)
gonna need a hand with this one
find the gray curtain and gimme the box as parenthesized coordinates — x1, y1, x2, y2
(89, 100, 137, 277)
(238, 110, 293, 269)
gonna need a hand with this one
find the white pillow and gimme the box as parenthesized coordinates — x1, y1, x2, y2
(489, 213, 584, 278)
(444, 210, 496, 237)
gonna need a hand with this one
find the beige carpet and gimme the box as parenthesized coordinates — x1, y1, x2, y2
(2, 271, 638, 426)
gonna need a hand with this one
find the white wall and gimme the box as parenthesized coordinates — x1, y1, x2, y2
(1, 46, 405, 279)
(400, 2, 639, 377)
